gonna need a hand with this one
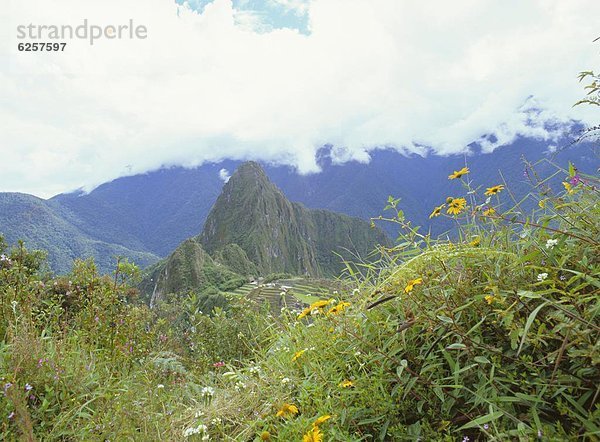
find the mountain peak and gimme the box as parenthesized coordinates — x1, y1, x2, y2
(228, 161, 269, 184)
(198, 161, 388, 277)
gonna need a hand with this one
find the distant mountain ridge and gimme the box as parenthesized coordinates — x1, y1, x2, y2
(0, 137, 597, 274)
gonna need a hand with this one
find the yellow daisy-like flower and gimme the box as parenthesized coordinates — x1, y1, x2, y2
(292, 349, 306, 362)
(429, 204, 444, 219)
(404, 277, 423, 293)
(484, 184, 505, 196)
(303, 426, 323, 442)
(327, 302, 351, 315)
(309, 299, 331, 310)
(469, 238, 480, 247)
(446, 197, 467, 215)
(313, 415, 332, 427)
(297, 307, 311, 319)
(448, 167, 470, 180)
(482, 207, 496, 217)
(340, 380, 354, 388)
(484, 295, 495, 305)
(260, 431, 271, 441)
(276, 403, 299, 418)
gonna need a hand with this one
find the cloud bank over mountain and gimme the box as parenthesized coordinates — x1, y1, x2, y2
(2, 0, 599, 197)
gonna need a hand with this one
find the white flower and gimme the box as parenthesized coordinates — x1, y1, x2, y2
(210, 417, 222, 425)
(537, 273, 548, 282)
(183, 427, 200, 437)
(157, 384, 164, 389)
(201, 386, 215, 397)
(281, 377, 291, 384)
(545, 239, 558, 249)
(184, 424, 209, 439)
(194, 410, 204, 418)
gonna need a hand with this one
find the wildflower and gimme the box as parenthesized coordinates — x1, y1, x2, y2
(25, 383, 32, 392)
(157, 384, 165, 389)
(404, 277, 423, 293)
(313, 415, 332, 426)
(297, 307, 311, 319)
(339, 380, 354, 388)
(212, 361, 225, 368)
(429, 204, 444, 218)
(201, 386, 215, 397)
(482, 207, 496, 217)
(281, 377, 291, 385)
(563, 182, 574, 194)
(469, 238, 480, 247)
(483, 424, 489, 430)
(448, 167, 469, 180)
(484, 184, 504, 196)
(545, 239, 558, 249)
(303, 426, 323, 442)
(183, 424, 208, 438)
(446, 198, 467, 215)
(462, 437, 470, 442)
(260, 431, 271, 441)
(292, 349, 306, 362)
(327, 301, 351, 315)
(538, 199, 546, 209)
(276, 403, 298, 418)
(484, 295, 495, 305)
(8, 411, 15, 420)
(309, 299, 331, 310)
(537, 273, 548, 282)
(537, 429, 543, 438)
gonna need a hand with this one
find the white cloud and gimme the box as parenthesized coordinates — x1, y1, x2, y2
(219, 168, 230, 182)
(1, 0, 599, 198)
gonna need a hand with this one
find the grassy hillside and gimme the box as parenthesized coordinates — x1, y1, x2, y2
(0, 192, 159, 274)
(0, 162, 598, 440)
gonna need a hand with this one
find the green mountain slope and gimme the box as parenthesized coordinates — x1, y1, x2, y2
(198, 161, 388, 277)
(139, 238, 247, 306)
(0, 193, 159, 274)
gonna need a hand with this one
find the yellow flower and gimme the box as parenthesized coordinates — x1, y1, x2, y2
(429, 204, 444, 219)
(340, 380, 354, 388)
(448, 167, 470, 180)
(469, 238, 480, 247)
(538, 199, 546, 209)
(482, 207, 496, 217)
(484, 184, 504, 196)
(260, 431, 271, 441)
(297, 307, 311, 319)
(563, 182, 574, 194)
(309, 299, 331, 310)
(313, 415, 332, 426)
(327, 301, 351, 315)
(446, 198, 467, 215)
(404, 277, 423, 293)
(484, 295, 495, 305)
(292, 349, 306, 362)
(303, 426, 323, 442)
(276, 403, 299, 418)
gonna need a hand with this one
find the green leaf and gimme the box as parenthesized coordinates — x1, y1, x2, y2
(458, 411, 504, 430)
(446, 343, 466, 350)
(517, 302, 548, 356)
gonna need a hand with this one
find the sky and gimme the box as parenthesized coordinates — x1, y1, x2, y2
(1, 0, 599, 198)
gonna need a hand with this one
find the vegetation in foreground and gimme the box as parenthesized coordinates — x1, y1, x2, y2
(1, 160, 599, 441)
